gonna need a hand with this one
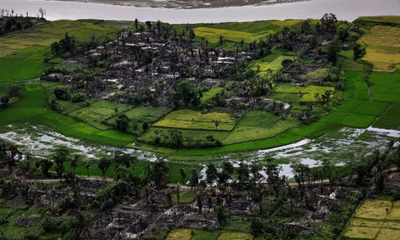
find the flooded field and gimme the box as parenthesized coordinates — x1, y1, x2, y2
(1, 123, 398, 179)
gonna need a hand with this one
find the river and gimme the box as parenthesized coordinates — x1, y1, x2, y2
(0, 0, 399, 23)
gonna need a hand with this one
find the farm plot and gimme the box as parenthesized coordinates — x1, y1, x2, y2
(359, 26, 400, 48)
(320, 112, 349, 124)
(341, 114, 376, 128)
(301, 85, 335, 102)
(222, 111, 299, 145)
(165, 229, 253, 240)
(370, 72, 400, 103)
(336, 98, 363, 113)
(124, 106, 171, 123)
(344, 199, 400, 240)
(344, 70, 370, 100)
(139, 127, 230, 146)
(363, 48, 400, 72)
(153, 110, 235, 131)
(373, 104, 400, 129)
(352, 101, 388, 116)
(70, 101, 132, 130)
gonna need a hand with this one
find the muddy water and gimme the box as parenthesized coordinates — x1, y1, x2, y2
(1, 0, 399, 23)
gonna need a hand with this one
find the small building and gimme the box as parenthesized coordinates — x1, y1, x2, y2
(342, 44, 349, 50)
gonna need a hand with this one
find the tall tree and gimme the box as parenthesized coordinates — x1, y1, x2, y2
(206, 163, 218, 186)
(98, 157, 112, 179)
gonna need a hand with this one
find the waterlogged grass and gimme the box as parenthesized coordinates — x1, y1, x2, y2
(0, 83, 134, 147)
(373, 103, 400, 129)
(154, 110, 235, 131)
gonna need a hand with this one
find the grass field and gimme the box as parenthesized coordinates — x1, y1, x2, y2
(154, 110, 235, 131)
(201, 87, 224, 103)
(222, 111, 299, 144)
(252, 55, 298, 74)
(373, 104, 400, 129)
(0, 20, 118, 83)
